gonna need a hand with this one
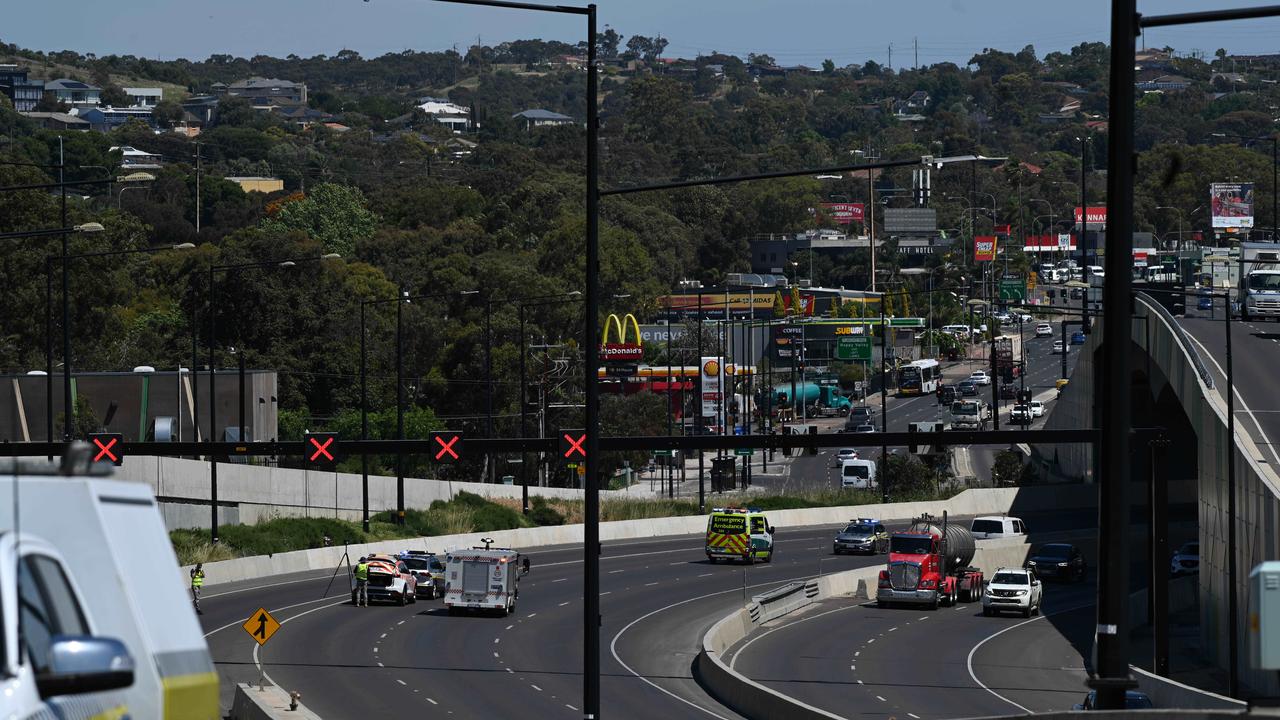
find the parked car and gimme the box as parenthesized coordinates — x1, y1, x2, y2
(1071, 331, 1086, 344)
(1171, 541, 1200, 577)
(851, 423, 877, 434)
(969, 370, 991, 386)
(1052, 340, 1066, 354)
(1025, 543, 1087, 582)
(958, 380, 978, 397)
(1034, 323, 1053, 338)
(1029, 400, 1045, 418)
(1073, 690, 1153, 710)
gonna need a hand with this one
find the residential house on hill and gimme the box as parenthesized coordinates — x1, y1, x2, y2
(222, 77, 307, 104)
(1136, 73, 1192, 92)
(77, 107, 155, 132)
(19, 111, 88, 130)
(0, 65, 45, 112)
(513, 108, 574, 129)
(110, 145, 163, 170)
(45, 78, 100, 106)
(416, 96, 472, 132)
(181, 95, 219, 126)
(123, 87, 163, 108)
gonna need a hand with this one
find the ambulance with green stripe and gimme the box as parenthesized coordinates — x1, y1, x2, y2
(705, 507, 774, 564)
(1, 447, 219, 719)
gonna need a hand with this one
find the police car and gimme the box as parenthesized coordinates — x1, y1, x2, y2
(832, 518, 888, 555)
(399, 550, 448, 599)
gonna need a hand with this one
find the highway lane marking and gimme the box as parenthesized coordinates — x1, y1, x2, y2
(889, 627, 897, 632)
(250, 596, 356, 693)
(559, 601, 571, 606)
(494, 638, 500, 644)
(566, 704, 578, 711)
(530, 684, 543, 692)
(867, 638, 875, 644)
(493, 652, 499, 658)
(965, 601, 1095, 714)
(380, 633, 387, 639)
(698, 573, 713, 577)
(601, 591, 613, 596)
(854, 651, 860, 657)
(373, 647, 379, 653)
(609, 569, 625, 574)
(1185, 330, 1280, 466)
(528, 613, 537, 617)
(398, 620, 405, 625)
(377, 662, 384, 667)
(506, 668, 514, 673)
(909, 714, 920, 718)
(202, 595, 347, 638)
(857, 680, 864, 685)
(428, 698, 439, 705)
(397, 679, 406, 686)
(552, 578, 568, 583)
(876, 695, 886, 702)
(727, 603, 856, 671)
(645, 581, 660, 586)
(506, 624, 514, 630)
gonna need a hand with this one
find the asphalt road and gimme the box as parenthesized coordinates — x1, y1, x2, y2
(1179, 314, 1280, 465)
(201, 507, 1096, 719)
(779, 321, 1084, 492)
(725, 576, 1099, 720)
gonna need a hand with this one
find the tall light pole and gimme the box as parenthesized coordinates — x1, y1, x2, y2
(1076, 134, 1093, 333)
(207, 254, 342, 541)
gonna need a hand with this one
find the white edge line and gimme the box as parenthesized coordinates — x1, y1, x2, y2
(1185, 329, 1280, 466)
(252, 596, 351, 689)
(203, 594, 342, 638)
(728, 604, 855, 672)
(965, 601, 1094, 714)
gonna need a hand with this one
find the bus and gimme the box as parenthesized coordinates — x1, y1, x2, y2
(898, 359, 941, 396)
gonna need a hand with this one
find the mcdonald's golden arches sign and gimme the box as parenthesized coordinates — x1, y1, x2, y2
(601, 313, 644, 362)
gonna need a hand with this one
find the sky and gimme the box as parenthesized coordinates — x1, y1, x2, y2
(5, 0, 1280, 68)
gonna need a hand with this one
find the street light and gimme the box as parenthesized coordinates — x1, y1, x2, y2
(206, 253, 343, 541)
(46, 240, 195, 445)
(1155, 206, 1184, 250)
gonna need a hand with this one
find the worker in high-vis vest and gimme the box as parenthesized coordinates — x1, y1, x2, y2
(354, 557, 370, 607)
(190, 563, 205, 615)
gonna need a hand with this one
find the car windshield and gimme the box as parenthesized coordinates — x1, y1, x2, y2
(401, 557, 433, 570)
(1037, 545, 1072, 559)
(843, 523, 874, 534)
(992, 572, 1029, 585)
(890, 536, 932, 554)
(951, 402, 978, 416)
(843, 465, 869, 478)
(1249, 273, 1280, 290)
(1013, 405, 1028, 412)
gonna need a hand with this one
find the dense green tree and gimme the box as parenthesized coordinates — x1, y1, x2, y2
(259, 183, 378, 256)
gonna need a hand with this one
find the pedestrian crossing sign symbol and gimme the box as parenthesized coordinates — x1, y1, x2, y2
(242, 607, 281, 646)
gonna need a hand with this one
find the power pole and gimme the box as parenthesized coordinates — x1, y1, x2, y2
(195, 142, 202, 236)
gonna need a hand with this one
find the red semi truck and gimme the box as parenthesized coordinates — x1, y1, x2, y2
(876, 512, 985, 610)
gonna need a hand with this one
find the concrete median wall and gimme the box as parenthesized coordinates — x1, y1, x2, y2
(188, 484, 1097, 586)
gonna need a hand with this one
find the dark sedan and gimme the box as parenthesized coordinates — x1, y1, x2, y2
(1024, 543, 1087, 582)
(958, 380, 978, 397)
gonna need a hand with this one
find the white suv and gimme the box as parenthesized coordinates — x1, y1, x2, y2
(968, 370, 991, 386)
(983, 567, 1043, 617)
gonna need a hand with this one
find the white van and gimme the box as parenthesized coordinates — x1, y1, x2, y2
(840, 458, 877, 489)
(0, 450, 219, 719)
(970, 515, 1028, 539)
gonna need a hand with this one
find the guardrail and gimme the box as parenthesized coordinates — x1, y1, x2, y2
(1135, 291, 1215, 389)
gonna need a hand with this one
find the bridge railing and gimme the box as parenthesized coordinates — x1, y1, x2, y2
(1135, 291, 1215, 389)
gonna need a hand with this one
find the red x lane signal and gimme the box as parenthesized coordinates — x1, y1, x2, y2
(303, 432, 338, 469)
(559, 430, 587, 463)
(431, 431, 463, 463)
(90, 433, 123, 466)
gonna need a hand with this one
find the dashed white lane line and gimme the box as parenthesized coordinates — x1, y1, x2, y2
(494, 638, 500, 644)
(559, 601, 571, 607)
(601, 591, 612, 596)
(854, 651, 860, 657)
(644, 581, 660, 587)
(867, 638, 875, 644)
(669, 561, 686, 566)
(428, 698, 439, 705)
(857, 680, 864, 685)
(373, 647, 379, 653)
(698, 573, 713, 577)
(397, 679, 407, 686)
(398, 620, 405, 625)
(493, 652, 499, 658)
(566, 704, 579, 711)
(876, 695, 886, 702)
(380, 633, 387, 639)
(552, 578, 568, 583)
(889, 627, 898, 632)
(530, 684, 543, 692)
(609, 569, 625, 574)
(909, 714, 921, 719)
(506, 668, 514, 674)
(505, 624, 514, 631)
(377, 662, 384, 667)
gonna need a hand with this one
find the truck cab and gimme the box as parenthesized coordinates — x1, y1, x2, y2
(876, 513, 984, 611)
(705, 507, 774, 564)
(949, 399, 989, 430)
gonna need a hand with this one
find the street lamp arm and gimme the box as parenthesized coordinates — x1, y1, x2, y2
(427, 0, 589, 15)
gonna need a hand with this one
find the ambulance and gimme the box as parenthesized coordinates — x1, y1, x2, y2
(0, 446, 219, 719)
(443, 540, 529, 616)
(705, 507, 774, 564)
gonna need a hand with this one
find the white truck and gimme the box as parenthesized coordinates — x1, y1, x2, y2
(840, 458, 877, 489)
(1238, 243, 1280, 321)
(949, 399, 990, 430)
(444, 542, 529, 616)
(1, 447, 219, 720)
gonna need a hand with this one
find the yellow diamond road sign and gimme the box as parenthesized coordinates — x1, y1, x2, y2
(242, 607, 281, 646)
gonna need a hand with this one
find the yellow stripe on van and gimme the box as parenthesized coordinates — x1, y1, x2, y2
(163, 671, 220, 719)
(88, 706, 130, 720)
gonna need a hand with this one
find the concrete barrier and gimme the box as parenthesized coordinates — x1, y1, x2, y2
(231, 683, 320, 720)
(188, 485, 1098, 586)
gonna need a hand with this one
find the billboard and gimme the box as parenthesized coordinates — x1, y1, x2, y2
(883, 208, 937, 234)
(1073, 206, 1107, 227)
(819, 202, 865, 225)
(1211, 182, 1254, 228)
(600, 313, 644, 362)
(659, 292, 776, 316)
(974, 235, 999, 262)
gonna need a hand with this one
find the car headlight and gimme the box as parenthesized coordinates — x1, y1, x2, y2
(1026, 560, 1036, 566)
(1058, 562, 1069, 567)
(1013, 590, 1028, 596)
